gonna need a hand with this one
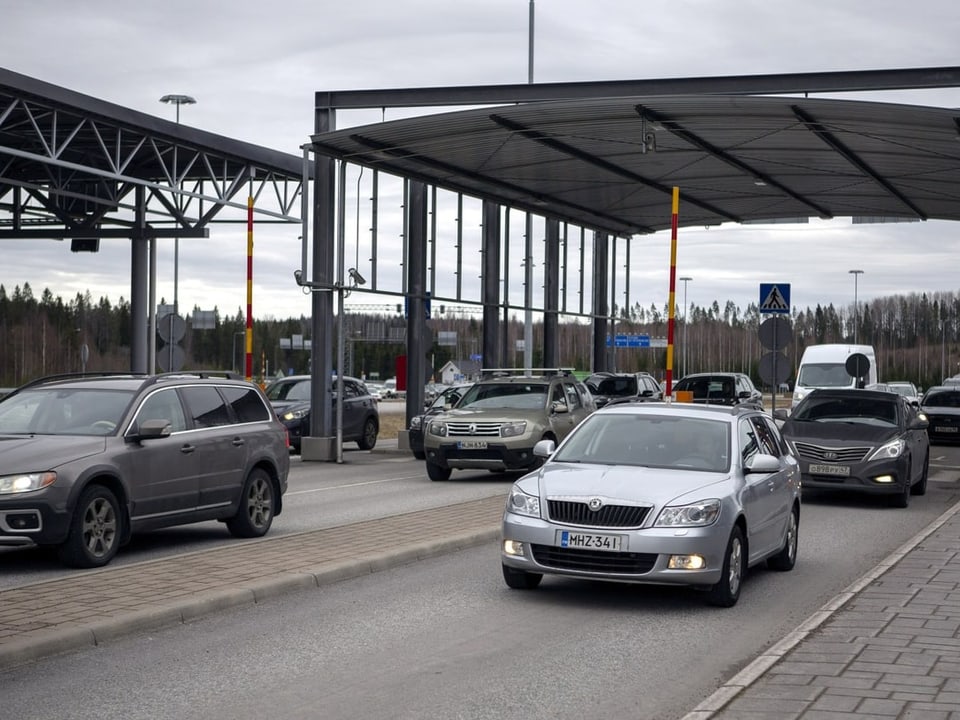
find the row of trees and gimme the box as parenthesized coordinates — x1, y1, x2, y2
(1, 282, 958, 391)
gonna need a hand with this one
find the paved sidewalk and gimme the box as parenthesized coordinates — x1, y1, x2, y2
(683, 499, 960, 720)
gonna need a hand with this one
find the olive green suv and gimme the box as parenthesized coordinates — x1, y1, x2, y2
(422, 370, 596, 481)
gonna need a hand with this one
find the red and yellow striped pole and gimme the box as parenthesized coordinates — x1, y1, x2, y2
(244, 194, 254, 382)
(665, 187, 680, 396)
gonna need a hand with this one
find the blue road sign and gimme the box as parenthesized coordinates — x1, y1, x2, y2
(607, 334, 651, 348)
(759, 283, 791, 314)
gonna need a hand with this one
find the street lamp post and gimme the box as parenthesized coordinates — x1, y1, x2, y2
(158, 94, 196, 317)
(679, 276, 692, 377)
(849, 269, 864, 344)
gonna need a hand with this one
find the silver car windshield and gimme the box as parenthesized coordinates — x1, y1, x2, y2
(0, 388, 134, 435)
(551, 413, 731, 472)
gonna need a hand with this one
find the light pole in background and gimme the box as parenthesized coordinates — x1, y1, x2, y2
(159, 94, 196, 316)
(849, 269, 864, 344)
(679, 276, 692, 377)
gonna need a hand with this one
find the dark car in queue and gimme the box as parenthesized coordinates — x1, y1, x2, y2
(919, 385, 960, 444)
(673, 372, 763, 409)
(264, 374, 379, 453)
(0, 372, 290, 568)
(585, 372, 663, 407)
(408, 383, 473, 460)
(774, 388, 929, 508)
(501, 402, 800, 607)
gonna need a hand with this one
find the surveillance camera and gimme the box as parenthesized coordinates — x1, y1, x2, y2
(294, 269, 303, 284)
(348, 268, 367, 286)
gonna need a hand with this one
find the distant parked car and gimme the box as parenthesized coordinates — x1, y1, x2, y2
(673, 372, 763, 409)
(886, 381, 921, 407)
(920, 386, 960, 444)
(585, 372, 663, 407)
(0, 372, 290, 568)
(264, 374, 379, 453)
(500, 402, 800, 607)
(775, 388, 929, 507)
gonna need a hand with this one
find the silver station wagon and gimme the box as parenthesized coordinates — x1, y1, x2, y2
(501, 402, 801, 607)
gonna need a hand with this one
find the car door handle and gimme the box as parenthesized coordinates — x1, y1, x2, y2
(232, 438, 245, 447)
(180, 444, 196, 454)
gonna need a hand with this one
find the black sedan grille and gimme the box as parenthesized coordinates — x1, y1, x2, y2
(793, 442, 871, 463)
(531, 544, 657, 574)
(547, 499, 650, 528)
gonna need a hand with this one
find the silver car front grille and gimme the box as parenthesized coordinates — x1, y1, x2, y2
(547, 499, 650, 528)
(793, 441, 871, 463)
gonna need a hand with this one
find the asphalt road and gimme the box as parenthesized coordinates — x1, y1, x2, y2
(2, 449, 959, 719)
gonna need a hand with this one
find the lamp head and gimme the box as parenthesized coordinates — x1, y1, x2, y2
(348, 268, 366, 286)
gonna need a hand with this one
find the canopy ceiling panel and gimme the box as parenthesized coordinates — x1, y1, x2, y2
(311, 93, 960, 236)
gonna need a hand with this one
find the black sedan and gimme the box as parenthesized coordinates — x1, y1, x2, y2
(408, 383, 472, 459)
(920, 385, 960, 444)
(775, 388, 929, 508)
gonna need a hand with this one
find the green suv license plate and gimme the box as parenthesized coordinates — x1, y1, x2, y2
(558, 530, 623, 551)
(457, 439, 488, 449)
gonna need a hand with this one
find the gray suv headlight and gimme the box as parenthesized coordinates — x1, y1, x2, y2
(428, 421, 448, 437)
(0, 472, 57, 495)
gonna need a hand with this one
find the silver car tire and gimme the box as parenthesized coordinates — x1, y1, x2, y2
(707, 525, 744, 607)
(58, 485, 122, 568)
(766, 506, 798, 572)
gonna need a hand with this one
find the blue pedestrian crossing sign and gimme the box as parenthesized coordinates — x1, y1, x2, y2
(759, 283, 791, 314)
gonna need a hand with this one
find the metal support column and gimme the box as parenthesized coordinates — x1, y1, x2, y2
(404, 180, 429, 427)
(592, 231, 609, 372)
(543, 218, 560, 369)
(481, 200, 501, 369)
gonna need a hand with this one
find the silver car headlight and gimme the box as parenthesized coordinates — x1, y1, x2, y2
(506, 487, 541, 518)
(655, 499, 721, 527)
(428, 421, 448, 437)
(867, 438, 905, 461)
(0, 472, 57, 495)
(500, 421, 527, 438)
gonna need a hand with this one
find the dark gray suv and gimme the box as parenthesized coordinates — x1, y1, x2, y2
(0, 372, 290, 568)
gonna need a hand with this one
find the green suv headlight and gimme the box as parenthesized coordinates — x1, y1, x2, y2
(500, 421, 527, 438)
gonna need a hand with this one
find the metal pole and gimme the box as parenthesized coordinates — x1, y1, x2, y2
(849, 269, 864, 344)
(679, 276, 692, 377)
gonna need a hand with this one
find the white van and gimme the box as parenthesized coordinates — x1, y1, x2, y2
(791, 344, 878, 408)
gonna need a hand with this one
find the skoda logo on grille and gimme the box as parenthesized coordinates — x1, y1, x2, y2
(587, 497, 604, 512)
(824, 451, 838, 460)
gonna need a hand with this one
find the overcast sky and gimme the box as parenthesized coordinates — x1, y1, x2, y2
(3, 0, 960, 323)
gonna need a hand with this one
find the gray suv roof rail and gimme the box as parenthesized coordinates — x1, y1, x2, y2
(8, 371, 148, 396)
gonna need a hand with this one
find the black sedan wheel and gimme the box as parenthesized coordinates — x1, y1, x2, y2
(357, 417, 378, 450)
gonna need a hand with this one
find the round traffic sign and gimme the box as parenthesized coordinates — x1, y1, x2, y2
(759, 351, 791, 386)
(845, 352, 871, 381)
(157, 312, 186, 343)
(758, 316, 793, 351)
